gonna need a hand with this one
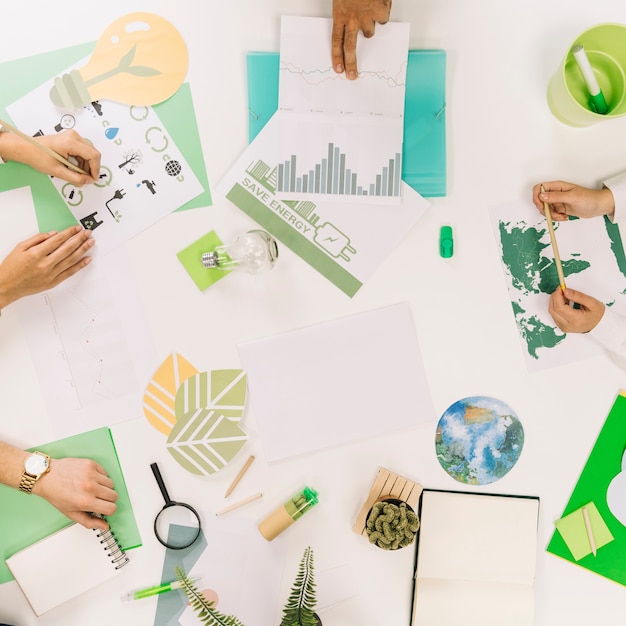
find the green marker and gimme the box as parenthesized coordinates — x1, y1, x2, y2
(572, 44, 609, 114)
(121, 576, 201, 601)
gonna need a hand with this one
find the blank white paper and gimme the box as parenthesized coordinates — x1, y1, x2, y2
(237, 302, 434, 462)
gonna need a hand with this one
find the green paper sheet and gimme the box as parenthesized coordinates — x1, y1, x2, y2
(547, 392, 626, 584)
(246, 49, 447, 197)
(0, 427, 141, 584)
(0, 42, 211, 233)
(177, 230, 229, 290)
(555, 502, 614, 561)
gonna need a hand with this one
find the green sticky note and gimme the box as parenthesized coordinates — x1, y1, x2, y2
(177, 230, 230, 290)
(555, 502, 614, 561)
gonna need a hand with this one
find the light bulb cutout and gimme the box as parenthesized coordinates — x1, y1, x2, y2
(201, 230, 279, 274)
(50, 12, 188, 110)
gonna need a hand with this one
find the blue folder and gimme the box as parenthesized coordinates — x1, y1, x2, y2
(246, 49, 447, 197)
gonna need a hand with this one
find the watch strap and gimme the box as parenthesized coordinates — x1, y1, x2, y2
(18, 471, 38, 494)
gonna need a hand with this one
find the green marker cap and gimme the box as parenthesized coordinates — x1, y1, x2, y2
(439, 225, 454, 258)
(590, 91, 609, 115)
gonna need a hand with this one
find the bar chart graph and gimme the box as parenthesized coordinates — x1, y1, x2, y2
(273, 142, 402, 198)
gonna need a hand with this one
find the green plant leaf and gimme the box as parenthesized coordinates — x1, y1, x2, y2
(280, 547, 318, 626)
(118, 45, 136, 68)
(175, 370, 247, 422)
(167, 370, 249, 475)
(175, 566, 247, 626)
(124, 65, 162, 77)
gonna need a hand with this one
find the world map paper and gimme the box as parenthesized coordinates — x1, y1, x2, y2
(490, 199, 626, 371)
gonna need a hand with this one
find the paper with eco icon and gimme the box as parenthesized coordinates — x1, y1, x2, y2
(143, 353, 248, 475)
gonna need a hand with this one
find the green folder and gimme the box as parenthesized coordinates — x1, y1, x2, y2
(0, 42, 211, 233)
(246, 49, 447, 197)
(547, 392, 626, 584)
(0, 427, 141, 584)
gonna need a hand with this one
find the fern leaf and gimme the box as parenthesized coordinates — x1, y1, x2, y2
(280, 547, 319, 625)
(174, 566, 247, 626)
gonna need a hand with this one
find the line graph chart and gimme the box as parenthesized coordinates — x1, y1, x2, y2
(278, 16, 409, 118)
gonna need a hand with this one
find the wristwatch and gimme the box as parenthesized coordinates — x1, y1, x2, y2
(19, 452, 51, 494)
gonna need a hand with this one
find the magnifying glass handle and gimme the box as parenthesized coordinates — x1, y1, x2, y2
(150, 462, 173, 505)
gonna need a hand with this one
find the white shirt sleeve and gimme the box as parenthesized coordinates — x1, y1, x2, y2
(603, 171, 626, 224)
(589, 306, 626, 370)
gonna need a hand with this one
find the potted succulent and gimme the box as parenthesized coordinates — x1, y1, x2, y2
(279, 546, 322, 626)
(365, 498, 420, 550)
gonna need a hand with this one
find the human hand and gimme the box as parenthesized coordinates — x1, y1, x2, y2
(0, 225, 94, 309)
(332, 0, 392, 80)
(532, 181, 615, 222)
(33, 458, 118, 531)
(548, 287, 605, 333)
(0, 129, 100, 185)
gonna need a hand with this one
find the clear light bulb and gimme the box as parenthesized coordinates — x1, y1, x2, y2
(201, 230, 279, 274)
(49, 12, 188, 109)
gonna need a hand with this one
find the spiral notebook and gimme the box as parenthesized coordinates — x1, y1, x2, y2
(6, 521, 130, 616)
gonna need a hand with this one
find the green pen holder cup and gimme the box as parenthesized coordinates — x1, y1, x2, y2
(547, 23, 626, 127)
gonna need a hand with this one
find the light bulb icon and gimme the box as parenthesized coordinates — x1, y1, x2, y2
(201, 230, 279, 274)
(50, 12, 188, 110)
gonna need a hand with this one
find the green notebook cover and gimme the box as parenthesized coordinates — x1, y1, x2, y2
(546, 391, 626, 584)
(0, 41, 211, 233)
(0, 427, 141, 584)
(246, 49, 447, 197)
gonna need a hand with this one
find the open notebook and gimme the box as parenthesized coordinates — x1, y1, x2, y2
(0, 427, 141, 584)
(412, 490, 539, 626)
(7, 522, 129, 616)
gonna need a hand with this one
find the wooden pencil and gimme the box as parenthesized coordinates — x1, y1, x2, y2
(216, 492, 263, 516)
(540, 184, 566, 292)
(224, 454, 255, 498)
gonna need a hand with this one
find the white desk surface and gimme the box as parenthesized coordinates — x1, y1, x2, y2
(1, 1, 626, 625)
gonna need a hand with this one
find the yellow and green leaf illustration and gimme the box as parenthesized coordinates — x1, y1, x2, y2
(143, 352, 199, 435)
(167, 370, 248, 475)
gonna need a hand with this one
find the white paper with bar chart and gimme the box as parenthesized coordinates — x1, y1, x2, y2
(275, 15, 409, 204)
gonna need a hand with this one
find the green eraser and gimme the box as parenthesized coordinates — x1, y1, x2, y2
(439, 225, 454, 258)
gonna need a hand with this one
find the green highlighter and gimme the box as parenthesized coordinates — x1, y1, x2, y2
(122, 576, 201, 602)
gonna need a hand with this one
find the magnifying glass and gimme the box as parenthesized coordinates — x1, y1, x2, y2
(150, 462, 202, 550)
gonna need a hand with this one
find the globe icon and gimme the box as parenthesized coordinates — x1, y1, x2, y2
(435, 396, 524, 485)
(165, 160, 182, 176)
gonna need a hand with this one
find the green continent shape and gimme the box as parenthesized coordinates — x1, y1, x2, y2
(499, 221, 590, 295)
(605, 216, 626, 279)
(512, 301, 566, 359)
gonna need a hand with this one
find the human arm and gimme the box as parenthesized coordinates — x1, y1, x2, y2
(589, 303, 626, 370)
(0, 442, 117, 531)
(0, 225, 94, 311)
(532, 181, 615, 221)
(331, 0, 392, 80)
(0, 128, 100, 185)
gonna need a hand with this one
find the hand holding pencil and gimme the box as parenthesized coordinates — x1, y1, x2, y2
(532, 181, 616, 222)
(0, 122, 101, 185)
